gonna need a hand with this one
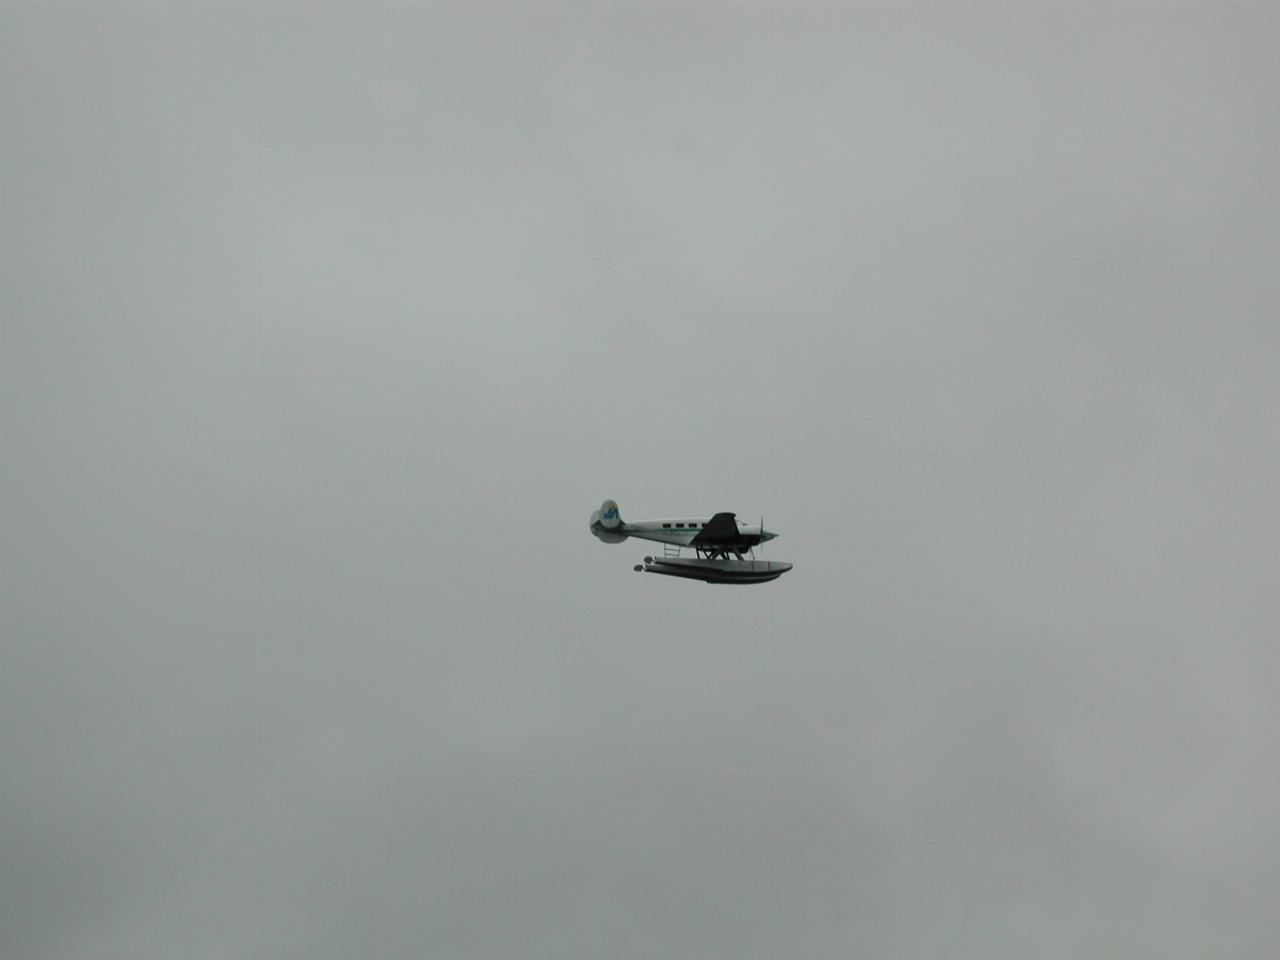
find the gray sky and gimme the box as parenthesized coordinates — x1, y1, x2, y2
(3, 2, 1278, 957)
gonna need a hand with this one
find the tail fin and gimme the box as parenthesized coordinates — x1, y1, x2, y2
(589, 499, 627, 543)
(598, 499, 622, 530)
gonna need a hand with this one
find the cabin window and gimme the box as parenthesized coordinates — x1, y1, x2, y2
(690, 522, 699, 528)
(662, 523, 671, 528)
(675, 523, 684, 528)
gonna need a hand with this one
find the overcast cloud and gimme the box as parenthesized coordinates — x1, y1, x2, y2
(3, 2, 1279, 958)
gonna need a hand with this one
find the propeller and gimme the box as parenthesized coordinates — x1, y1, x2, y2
(759, 515, 765, 554)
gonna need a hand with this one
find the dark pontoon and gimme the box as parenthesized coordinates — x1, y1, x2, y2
(634, 556, 793, 584)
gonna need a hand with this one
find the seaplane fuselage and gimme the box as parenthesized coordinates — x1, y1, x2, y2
(589, 499, 776, 550)
(606, 516, 774, 548)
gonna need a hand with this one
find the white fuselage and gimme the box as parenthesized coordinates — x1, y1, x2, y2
(589, 500, 778, 551)
(620, 517, 773, 547)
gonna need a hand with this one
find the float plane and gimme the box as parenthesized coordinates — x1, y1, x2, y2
(589, 499, 793, 584)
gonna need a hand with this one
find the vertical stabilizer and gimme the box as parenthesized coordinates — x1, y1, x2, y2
(590, 499, 627, 543)
(598, 499, 622, 529)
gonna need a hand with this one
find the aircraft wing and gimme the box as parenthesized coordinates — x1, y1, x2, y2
(691, 512, 739, 545)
